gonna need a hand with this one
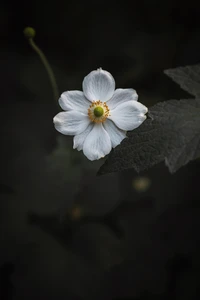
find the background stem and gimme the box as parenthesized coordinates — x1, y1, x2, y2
(28, 37, 59, 103)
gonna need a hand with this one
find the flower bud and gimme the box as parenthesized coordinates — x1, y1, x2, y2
(23, 27, 36, 39)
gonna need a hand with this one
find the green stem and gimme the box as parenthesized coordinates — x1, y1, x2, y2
(28, 37, 59, 102)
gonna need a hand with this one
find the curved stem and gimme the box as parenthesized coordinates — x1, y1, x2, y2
(28, 38, 59, 102)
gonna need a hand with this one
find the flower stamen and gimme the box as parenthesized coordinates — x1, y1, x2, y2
(88, 100, 110, 123)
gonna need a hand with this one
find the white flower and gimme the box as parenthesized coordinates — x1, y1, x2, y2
(53, 68, 148, 161)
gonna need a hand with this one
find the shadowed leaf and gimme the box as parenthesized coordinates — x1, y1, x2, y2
(164, 64, 200, 98)
(99, 63, 200, 175)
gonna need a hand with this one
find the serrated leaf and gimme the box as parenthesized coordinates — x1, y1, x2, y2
(164, 64, 200, 98)
(98, 98, 200, 175)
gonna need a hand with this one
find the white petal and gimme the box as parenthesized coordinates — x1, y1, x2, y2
(107, 88, 138, 110)
(73, 123, 94, 151)
(58, 91, 90, 113)
(82, 68, 115, 102)
(53, 111, 90, 135)
(83, 123, 112, 161)
(108, 101, 148, 131)
(103, 119, 127, 148)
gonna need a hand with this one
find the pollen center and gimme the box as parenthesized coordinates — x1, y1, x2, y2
(88, 100, 110, 123)
(94, 106, 104, 117)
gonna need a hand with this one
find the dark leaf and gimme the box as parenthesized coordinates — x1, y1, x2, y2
(164, 64, 200, 98)
(98, 98, 200, 175)
(28, 210, 125, 269)
(28, 207, 124, 248)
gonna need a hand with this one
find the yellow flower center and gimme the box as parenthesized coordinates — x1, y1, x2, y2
(88, 100, 110, 123)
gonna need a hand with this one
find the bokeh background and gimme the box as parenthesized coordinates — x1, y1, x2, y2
(1, 0, 200, 299)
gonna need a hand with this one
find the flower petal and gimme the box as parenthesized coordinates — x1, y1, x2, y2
(73, 123, 94, 151)
(58, 91, 90, 113)
(83, 123, 112, 161)
(107, 88, 138, 110)
(82, 68, 115, 102)
(108, 101, 148, 131)
(103, 119, 127, 148)
(53, 111, 90, 135)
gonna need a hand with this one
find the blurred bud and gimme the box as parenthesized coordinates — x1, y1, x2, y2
(68, 205, 83, 221)
(23, 27, 36, 39)
(132, 176, 151, 192)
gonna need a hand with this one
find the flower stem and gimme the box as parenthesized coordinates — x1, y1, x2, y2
(24, 27, 59, 103)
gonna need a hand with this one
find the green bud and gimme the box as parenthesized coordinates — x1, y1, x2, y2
(94, 106, 104, 117)
(23, 27, 36, 39)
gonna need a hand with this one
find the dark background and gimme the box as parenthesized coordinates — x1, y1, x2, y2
(1, 0, 200, 299)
